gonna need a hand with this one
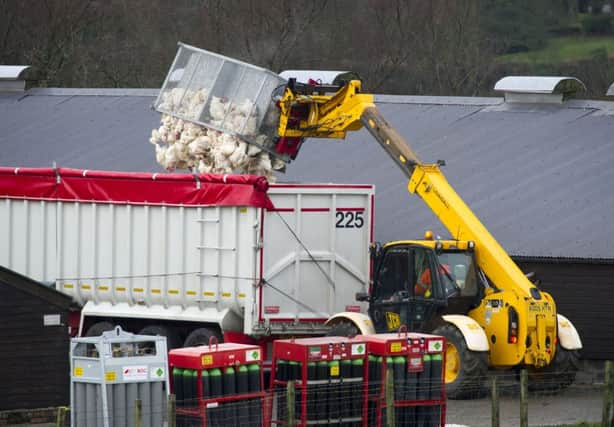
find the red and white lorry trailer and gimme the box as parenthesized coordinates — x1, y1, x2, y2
(0, 167, 373, 357)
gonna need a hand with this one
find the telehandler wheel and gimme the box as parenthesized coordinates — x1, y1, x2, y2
(432, 324, 488, 400)
(528, 344, 580, 393)
(326, 321, 360, 338)
(183, 327, 223, 347)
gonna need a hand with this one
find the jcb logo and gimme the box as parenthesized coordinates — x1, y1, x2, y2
(385, 312, 401, 331)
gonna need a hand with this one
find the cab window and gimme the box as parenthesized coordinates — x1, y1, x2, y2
(375, 246, 436, 299)
(436, 252, 479, 297)
(375, 247, 409, 299)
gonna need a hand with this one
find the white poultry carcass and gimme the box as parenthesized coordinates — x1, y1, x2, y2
(211, 150, 232, 173)
(174, 142, 191, 163)
(170, 88, 186, 109)
(219, 133, 237, 157)
(172, 117, 185, 135)
(161, 114, 174, 128)
(207, 131, 221, 150)
(157, 124, 170, 142)
(228, 141, 248, 170)
(242, 114, 258, 135)
(186, 88, 207, 118)
(226, 113, 244, 134)
(149, 129, 162, 145)
(231, 99, 256, 117)
(247, 136, 266, 156)
(155, 144, 167, 167)
(164, 144, 181, 170)
(246, 152, 274, 179)
(210, 96, 229, 121)
(183, 122, 203, 138)
(179, 129, 197, 147)
(189, 135, 211, 157)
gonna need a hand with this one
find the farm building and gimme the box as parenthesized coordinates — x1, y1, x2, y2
(0, 68, 613, 360)
(0, 266, 74, 411)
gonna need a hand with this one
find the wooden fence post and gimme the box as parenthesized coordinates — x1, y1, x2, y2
(135, 398, 142, 427)
(385, 367, 395, 427)
(520, 369, 528, 427)
(287, 380, 295, 427)
(491, 376, 500, 427)
(167, 394, 176, 427)
(55, 406, 68, 427)
(603, 360, 613, 427)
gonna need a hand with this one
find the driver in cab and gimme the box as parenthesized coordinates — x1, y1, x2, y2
(415, 259, 452, 298)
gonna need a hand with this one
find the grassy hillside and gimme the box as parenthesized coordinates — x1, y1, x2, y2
(499, 35, 614, 63)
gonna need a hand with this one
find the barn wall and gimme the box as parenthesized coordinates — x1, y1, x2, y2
(0, 283, 69, 411)
(515, 260, 614, 360)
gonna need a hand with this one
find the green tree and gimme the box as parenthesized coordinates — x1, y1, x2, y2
(480, 0, 550, 53)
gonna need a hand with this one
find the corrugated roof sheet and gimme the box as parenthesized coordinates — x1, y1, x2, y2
(1, 88, 613, 259)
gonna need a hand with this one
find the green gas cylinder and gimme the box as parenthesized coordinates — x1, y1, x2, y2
(351, 358, 364, 423)
(247, 363, 262, 427)
(173, 368, 184, 406)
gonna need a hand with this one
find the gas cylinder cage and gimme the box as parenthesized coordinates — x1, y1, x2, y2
(70, 326, 169, 427)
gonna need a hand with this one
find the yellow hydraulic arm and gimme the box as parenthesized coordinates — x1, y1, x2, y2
(363, 108, 542, 300)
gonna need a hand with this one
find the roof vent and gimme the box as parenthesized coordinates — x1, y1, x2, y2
(607, 82, 614, 96)
(494, 76, 586, 104)
(0, 65, 32, 92)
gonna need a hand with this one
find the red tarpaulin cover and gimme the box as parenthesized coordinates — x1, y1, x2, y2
(0, 167, 273, 208)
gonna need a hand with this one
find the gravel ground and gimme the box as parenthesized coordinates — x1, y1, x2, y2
(446, 362, 605, 427)
(446, 384, 602, 426)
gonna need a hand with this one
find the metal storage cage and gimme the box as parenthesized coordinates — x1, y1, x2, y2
(359, 330, 446, 427)
(270, 336, 369, 426)
(153, 42, 286, 144)
(168, 340, 266, 427)
(70, 326, 169, 427)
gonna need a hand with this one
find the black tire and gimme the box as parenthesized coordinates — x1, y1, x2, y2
(326, 321, 360, 338)
(432, 324, 488, 400)
(139, 324, 182, 349)
(528, 344, 580, 393)
(85, 321, 115, 337)
(183, 327, 223, 347)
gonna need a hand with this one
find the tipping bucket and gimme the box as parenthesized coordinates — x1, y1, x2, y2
(154, 42, 286, 145)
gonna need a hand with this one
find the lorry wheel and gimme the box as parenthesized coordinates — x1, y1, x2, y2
(183, 327, 223, 347)
(528, 344, 579, 393)
(326, 321, 359, 338)
(85, 321, 115, 336)
(139, 325, 182, 349)
(432, 324, 488, 399)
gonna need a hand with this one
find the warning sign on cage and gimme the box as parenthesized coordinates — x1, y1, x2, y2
(246, 349, 261, 362)
(122, 365, 148, 381)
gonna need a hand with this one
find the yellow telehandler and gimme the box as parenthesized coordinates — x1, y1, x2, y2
(274, 72, 582, 398)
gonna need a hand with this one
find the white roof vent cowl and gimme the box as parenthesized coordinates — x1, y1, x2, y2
(0, 65, 32, 92)
(494, 76, 586, 104)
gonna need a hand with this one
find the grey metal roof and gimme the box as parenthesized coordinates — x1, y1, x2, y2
(1, 88, 613, 259)
(0, 88, 160, 171)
